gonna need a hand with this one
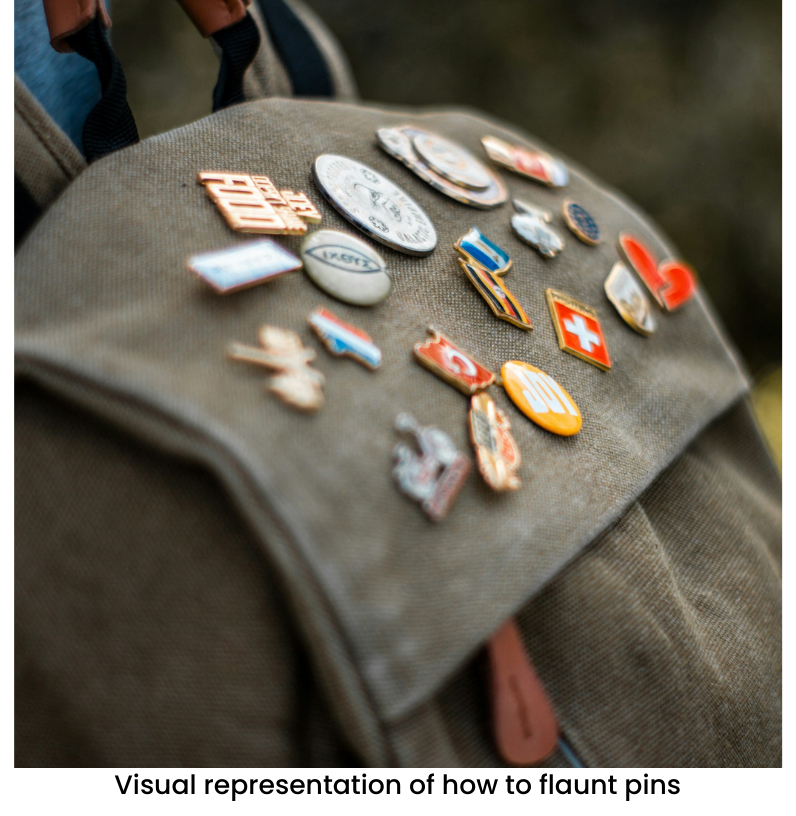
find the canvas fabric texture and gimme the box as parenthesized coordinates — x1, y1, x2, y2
(14, 74, 86, 209)
(15, 98, 781, 767)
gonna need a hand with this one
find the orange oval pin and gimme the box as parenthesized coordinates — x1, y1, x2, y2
(501, 361, 582, 436)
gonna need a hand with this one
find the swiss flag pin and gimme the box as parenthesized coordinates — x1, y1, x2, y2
(546, 289, 612, 371)
(618, 233, 697, 311)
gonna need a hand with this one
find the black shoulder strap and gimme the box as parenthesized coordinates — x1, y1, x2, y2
(255, 0, 333, 97)
(211, 12, 262, 112)
(66, 16, 139, 162)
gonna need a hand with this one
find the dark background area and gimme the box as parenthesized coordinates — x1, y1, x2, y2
(112, 0, 781, 379)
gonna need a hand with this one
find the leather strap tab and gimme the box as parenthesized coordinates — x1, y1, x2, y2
(177, 0, 252, 38)
(488, 618, 558, 766)
(43, 0, 111, 54)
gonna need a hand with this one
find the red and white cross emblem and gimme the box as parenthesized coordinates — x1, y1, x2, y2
(546, 289, 612, 370)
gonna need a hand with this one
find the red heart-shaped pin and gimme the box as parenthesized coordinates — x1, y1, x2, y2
(657, 259, 697, 311)
(619, 233, 665, 304)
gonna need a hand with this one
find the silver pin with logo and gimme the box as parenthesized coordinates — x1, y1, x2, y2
(312, 154, 437, 256)
(300, 229, 392, 305)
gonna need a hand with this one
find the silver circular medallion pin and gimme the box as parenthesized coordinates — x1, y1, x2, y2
(300, 229, 392, 306)
(377, 126, 508, 209)
(411, 132, 492, 190)
(312, 154, 438, 256)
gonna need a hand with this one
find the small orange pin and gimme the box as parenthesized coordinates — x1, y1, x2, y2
(501, 361, 582, 436)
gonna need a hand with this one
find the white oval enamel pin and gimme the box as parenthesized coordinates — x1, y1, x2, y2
(300, 229, 392, 306)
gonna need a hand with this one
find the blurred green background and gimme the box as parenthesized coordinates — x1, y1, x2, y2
(111, 0, 781, 465)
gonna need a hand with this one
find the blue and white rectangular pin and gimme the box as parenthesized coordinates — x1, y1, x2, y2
(188, 239, 302, 293)
(455, 227, 512, 275)
(308, 307, 382, 370)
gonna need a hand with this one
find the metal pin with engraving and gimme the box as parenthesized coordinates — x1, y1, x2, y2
(312, 154, 437, 256)
(377, 126, 508, 208)
(392, 413, 471, 521)
(228, 325, 325, 411)
(198, 171, 322, 235)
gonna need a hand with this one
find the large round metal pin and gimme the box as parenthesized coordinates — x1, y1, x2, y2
(377, 125, 508, 209)
(301, 229, 392, 306)
(312, 154, 438, 256)
(501, 361, 582, 436)
(411, 132, 492, 190)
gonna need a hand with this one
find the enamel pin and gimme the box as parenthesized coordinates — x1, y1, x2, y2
(562, 200, 600, 245)
(511, 199, 564, 259)
(481, 135, 569, 187)
(300, 229, 392, 306)
(308, 307, 382, 370)
(413, 328, 495, 394)
(312, 155, 437, 255)
(469, 393, 521, 491)
(455, 228, 532, 330)
(392, 413, 471, 521)
(501, 361, 582, 436)
(228, 325, 325, 411)
(546, 289, 611, 370)
(187, 239, 302, 293)
(618, 232, 697, 311)
(377, 126, 508, 208)
(604, 261, 655, 335)
(198, 172, 321, 235)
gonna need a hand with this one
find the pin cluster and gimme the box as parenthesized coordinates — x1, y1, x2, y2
(189, 127, 697, 522)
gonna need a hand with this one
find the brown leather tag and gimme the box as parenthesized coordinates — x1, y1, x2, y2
(488, 617, 558, 766)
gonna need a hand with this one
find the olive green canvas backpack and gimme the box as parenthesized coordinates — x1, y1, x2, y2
(15, 0, 781, 767)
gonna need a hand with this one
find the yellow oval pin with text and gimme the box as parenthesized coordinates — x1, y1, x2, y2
(501, 361, 582, 436)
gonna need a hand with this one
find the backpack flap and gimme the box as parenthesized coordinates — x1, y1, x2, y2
(15, 99, 755, 764)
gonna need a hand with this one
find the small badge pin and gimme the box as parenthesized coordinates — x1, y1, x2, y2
(501, 361, 582, 436)
(469, 393, 521, 491)
(562, 200, 601, 245)
(604, 261, 656, 335)
(308, 307, 382, 370)
(228, 325, 325, 411)
(392, 413, 471, 521)
(413, 328, 496, 394)
(187, 239, 302, 293)
(455, 228, 532, 331)
(546, 289, 612, 370)
(618, 233, 697, 311)
(511, 199, 564, 259)
(198, 171, 322, 235)
(481, 135, 569, 187)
